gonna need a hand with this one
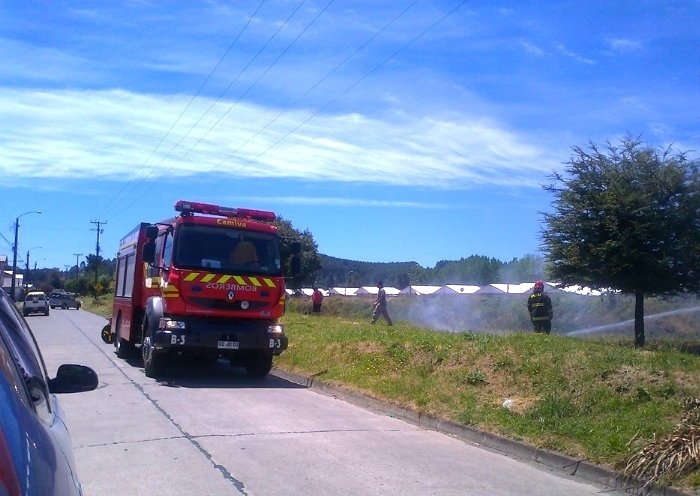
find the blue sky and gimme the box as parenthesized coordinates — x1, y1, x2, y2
(2, 1, 699, 273)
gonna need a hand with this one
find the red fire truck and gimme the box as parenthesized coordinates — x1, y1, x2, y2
(102, 200, 299, 378)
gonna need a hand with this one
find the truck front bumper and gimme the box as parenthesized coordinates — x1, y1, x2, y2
(152, 318, 288, 356)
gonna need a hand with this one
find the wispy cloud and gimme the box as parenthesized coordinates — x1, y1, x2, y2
(0, 88, 556, 190)
(607, 38, 643, 52)
(518, 39, 546, 57)
(232, 196, 449, 209)
(555, 43, 595, 65)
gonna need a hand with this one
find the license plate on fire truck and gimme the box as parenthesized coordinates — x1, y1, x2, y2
(217, 340, 239, 349)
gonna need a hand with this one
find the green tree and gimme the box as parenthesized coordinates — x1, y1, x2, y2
(65, 276, 91, 296)
(48, 271, 63, 290)
(542, 137, 700, 347)
(432, 256, 501, 285)
(274, 216, 322, 288)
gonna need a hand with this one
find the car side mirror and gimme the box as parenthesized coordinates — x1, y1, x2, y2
(48, 364, 99, 394)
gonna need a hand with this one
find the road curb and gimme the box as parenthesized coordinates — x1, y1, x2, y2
(272, 367, 691, 496)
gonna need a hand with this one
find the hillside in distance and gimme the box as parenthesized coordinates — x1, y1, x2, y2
(314, 253, 548, 289)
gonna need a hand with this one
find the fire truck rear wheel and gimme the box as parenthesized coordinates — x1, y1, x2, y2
(142, 336, 165, 378)
(246, 353, 273, 377)
(115, 315, 135, 359)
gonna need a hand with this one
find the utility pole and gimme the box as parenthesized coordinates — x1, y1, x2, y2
(25, 247, 41, 290)
(73, 253, 83, 280)
(90, 220, 107, 298)
(10, 211, 41, 301)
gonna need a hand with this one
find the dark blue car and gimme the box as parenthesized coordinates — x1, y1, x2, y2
(0, 288, 98, 495)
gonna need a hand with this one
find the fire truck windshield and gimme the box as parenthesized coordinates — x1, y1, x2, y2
(172, 224, 282, 275)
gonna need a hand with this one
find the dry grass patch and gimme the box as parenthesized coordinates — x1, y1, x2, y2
(619, 397, 700, 488)
(600, 365, 667, 397)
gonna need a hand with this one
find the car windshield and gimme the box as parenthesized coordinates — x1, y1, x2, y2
(172, 224, 282, 276)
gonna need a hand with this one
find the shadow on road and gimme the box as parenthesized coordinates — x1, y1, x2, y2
(120, 353, 307, 390)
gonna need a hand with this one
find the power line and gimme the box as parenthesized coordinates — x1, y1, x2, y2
(99, 1, 468, 216)
(210, 0, 420, 174)
(173, 0, 333, 163)
(217, 0, 469, 175)
(142, 0, 268, 168)
(99, 1, 269, 216)
(149, 0, 279, 168)
(100, 0, 317, 220)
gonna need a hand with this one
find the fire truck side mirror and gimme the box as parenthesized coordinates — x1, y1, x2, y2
(142, 241, 156, 264)
(141, 241, 156, 263)
(142, 225, 159, 264)
(145, 226, 159, 239)
(290, 241, 301, 255)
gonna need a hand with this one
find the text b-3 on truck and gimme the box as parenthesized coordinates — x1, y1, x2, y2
(102, 200, 301, 378)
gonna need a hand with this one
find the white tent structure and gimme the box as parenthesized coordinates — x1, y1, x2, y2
(315, 282, 605, 297)
(435, 285, 480, 295)
(399, 285, 441, 295)
(494, 283, 534, 294)
(475, 284, 506, 294)
(329, 287, 359, 296)
(479, 282, 561, 295)
(357, 286, 400, 296)
(560, 285, 603, 296)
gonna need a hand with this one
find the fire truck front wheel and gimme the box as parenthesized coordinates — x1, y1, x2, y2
(142, 336, 165, 378)
(245, 352, 273, 377)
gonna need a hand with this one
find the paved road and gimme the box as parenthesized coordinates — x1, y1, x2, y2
(28, 308, 627, 496)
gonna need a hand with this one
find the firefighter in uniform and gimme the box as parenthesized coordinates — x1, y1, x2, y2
(371, 281, 393, 326)
(527, 280, 553, 334)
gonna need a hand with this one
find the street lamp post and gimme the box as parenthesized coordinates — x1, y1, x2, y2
(11, 211, 41, 301)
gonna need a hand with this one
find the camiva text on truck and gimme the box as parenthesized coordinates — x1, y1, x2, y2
(101, 200, 300, 378)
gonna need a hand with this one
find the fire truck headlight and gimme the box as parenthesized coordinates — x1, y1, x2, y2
(268, 324, 285, 335)
(160, 318, 186, 330)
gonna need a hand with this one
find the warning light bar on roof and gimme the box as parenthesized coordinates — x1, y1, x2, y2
(175, 200, 276, 222)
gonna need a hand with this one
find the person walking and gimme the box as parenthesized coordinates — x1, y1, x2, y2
(527, 280, 553, 334)
(311, 287, 324, 314)
(371, 281, 393, 326)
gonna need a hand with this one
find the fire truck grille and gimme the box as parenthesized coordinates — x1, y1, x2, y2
(188, 298, 269, 311)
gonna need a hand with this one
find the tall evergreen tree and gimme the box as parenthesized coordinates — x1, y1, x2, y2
(542, 137, 700, 347)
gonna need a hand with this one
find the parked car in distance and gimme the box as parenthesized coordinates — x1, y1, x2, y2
(0, 287, 98, 495)
(23, 291, 49, 316)
(49, 292, 81, 310)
